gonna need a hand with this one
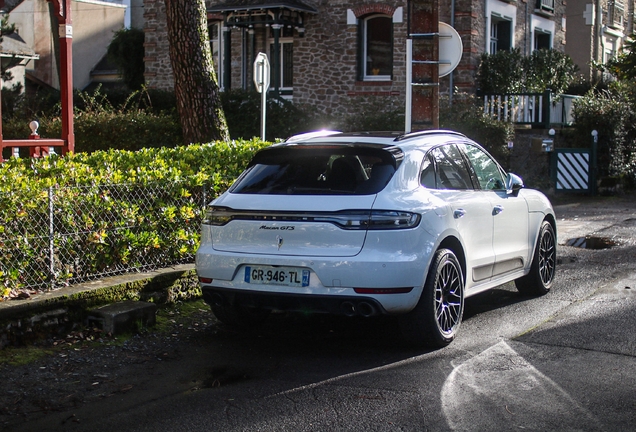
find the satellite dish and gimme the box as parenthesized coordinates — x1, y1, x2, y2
(438, 22, 463, 78)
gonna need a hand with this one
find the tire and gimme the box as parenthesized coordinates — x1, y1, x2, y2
(210, 303, 271, 328)
(515, 220, 556, 296)
(399, 248, 465, 348)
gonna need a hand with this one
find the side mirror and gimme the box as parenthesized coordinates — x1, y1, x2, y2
(506, 173, 524, 196)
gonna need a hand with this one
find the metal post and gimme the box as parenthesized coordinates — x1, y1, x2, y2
(260, 63, 267, 140)
(591, 130, 598, 195)
(543, 89, 552, 129)
(48, 0, 75, 155)
(405, 39, 412, 133)
(49, 186, 55, 290)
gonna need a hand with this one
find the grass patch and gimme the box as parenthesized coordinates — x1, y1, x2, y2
(0, 299, 213, 367)
(0, 346, 57, 366)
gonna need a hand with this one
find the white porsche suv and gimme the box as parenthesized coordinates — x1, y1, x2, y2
(195, 130, 556, 347)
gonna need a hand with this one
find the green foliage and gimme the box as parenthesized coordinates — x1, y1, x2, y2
(220, 89, 309, 140)
(107, 28, 145, 90)
(572, 83, 636, 183)
(2, 87, 183, 157)
(0, 140, 269, 296)
(0, 14, 16, 82)
(604, 34, 636, 81)
(440, 94, 514, 162)
(477, 49, 578, 94)
(525, 49, 579, 94)
(477, 49, 525, 94)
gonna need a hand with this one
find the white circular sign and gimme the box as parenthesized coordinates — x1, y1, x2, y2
(438, 22, 463, 78)
(253, 52, 270, 94)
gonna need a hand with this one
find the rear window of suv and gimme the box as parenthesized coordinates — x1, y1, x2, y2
(229, 145, 398, 195)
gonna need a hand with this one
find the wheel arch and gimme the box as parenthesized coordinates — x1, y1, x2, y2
(544, 213, 557, 235)
(437, 236, 467, 283)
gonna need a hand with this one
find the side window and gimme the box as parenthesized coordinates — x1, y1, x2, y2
(459, 143, 505, 190)
(429, 145, 474, 190)
(420, 154, 436, 188)
(359, 14, 392, 80)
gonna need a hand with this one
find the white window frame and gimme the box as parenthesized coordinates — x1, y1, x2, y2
(490, 15, 513, 53)
(486, 0, 516, 53)
(268, 36, 294, 92)
(362, 14, 392, 81)
(208, 22, 223, 89)
(530, 14, 555, 51)
(533, 28, 552, 50)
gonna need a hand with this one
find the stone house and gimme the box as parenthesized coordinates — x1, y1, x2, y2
(565, 0, 635, 82)
(2, 0, 126, 93)
(144, 0, 568, 119)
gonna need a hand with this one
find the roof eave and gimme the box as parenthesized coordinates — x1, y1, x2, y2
(208, 3, 317, 14)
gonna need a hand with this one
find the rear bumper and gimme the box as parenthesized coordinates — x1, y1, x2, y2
(202, 286, 388, 317)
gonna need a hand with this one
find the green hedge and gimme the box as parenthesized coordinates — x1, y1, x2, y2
(0, 140, 268, 297)
(572, 83, 636, 185)
(440, 95, 514, 162)
(2, 111, 182, 155)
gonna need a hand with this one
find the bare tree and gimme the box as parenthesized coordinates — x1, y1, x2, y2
(164, 0, 230, 143)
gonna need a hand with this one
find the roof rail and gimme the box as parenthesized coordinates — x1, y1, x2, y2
(394, 129, 466, 142)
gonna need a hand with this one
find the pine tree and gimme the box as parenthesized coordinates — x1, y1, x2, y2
(164, 0, 230, 143)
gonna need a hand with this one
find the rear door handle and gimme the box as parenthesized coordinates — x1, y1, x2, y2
(454, 208, 466, 219)
(492, 205, 504, 215)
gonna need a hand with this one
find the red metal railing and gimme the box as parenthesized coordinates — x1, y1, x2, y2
(0, 0, 74, 162)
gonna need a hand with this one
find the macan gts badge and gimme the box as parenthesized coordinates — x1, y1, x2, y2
(196, 130, 557, 347)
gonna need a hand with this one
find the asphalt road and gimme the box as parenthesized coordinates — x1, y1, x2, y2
(6, 194, 636, 431)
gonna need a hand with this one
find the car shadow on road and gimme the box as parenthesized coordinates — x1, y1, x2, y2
(463, 282, 530, 321)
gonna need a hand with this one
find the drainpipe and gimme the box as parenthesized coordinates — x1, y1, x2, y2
(449, 0, 455, 104)
(271, 22, 282, 97)
(593, 0, 603, 81)
(525, 1, 528, 56)
(223, 25, 232, 90)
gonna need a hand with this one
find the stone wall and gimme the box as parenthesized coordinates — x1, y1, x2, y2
(143, 0, 173, 90)
(292, 0, 408, 117)
(142, 0, 567, 116)
(508, 128, 556, 191)
(440, 0, 486, 93)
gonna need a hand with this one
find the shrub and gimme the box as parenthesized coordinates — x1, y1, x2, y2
(477, 49, 525, 94)
(107, 28, 145, 90)
(572, 84, 636, 183)
(440, 95, 514, 162)
(477, 49, 578, 94)
(0, 139, 269, 296)
(220, 89, 310, 140)
(525, 49, 579, 94)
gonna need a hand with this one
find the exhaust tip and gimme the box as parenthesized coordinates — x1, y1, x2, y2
(340, 301, 357, 317)
(356, 302, 376, 317)
(203, 292, 226, 308)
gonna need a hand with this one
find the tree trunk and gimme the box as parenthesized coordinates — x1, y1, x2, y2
(164, 0, 230, 144)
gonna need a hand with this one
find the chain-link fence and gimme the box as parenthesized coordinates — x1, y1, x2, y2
(1, 179, 216, 292)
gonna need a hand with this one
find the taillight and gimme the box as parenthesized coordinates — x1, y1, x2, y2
(314, 211, 420, 230)
(202, 207, 233, 226)
(202, 207, 420, 230)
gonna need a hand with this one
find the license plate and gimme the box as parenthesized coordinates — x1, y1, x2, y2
(244, 266, 310, 287)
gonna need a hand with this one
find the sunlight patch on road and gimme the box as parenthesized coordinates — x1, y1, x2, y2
(441, 341, 602, 430)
